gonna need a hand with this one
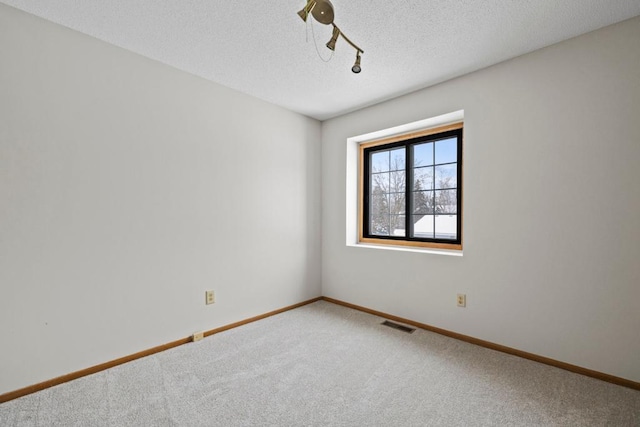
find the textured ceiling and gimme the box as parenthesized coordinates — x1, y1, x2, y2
(2, 1, 640, 120)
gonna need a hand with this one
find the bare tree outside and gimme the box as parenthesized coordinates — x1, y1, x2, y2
(370, 154, 405, 236)
(369, 138, 458, 239)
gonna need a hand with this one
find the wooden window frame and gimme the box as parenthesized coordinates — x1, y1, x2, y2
(358, 122, 463, 251)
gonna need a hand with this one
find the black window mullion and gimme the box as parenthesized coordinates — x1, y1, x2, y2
(432, 139, 436, 237)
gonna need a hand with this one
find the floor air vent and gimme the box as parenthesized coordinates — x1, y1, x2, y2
(381, 320, 415, 334)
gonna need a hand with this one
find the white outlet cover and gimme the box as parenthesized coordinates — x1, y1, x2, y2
(205, 290, 215, 305)
(457, 294, 466, 307)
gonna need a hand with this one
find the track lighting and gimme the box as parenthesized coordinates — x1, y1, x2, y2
(297, 0, 364, 74)
(326, 26, 340, 51)
(297, 0, 316, 22)
(352, 52, 361, 74)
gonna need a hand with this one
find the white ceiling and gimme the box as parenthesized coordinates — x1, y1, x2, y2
(3, 1, 640, 120)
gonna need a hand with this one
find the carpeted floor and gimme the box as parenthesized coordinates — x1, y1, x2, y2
(1, 301, 639, 426)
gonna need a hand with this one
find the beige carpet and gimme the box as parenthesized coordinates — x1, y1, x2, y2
(1, 301, 639, 426)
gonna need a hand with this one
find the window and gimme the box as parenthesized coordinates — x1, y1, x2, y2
(359, 123, 463, 250)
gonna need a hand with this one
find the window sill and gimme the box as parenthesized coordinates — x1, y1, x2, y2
(348, 242, 463, 257)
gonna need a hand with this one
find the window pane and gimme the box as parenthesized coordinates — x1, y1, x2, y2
(435, 190, 457, 214)
(412, 191, 434, 215)
(391, 215, 406, 237)
(389, 192, 406, 215)
(370, 190, 389, 214)
(412, 215, 434, 239)
(371, 150, 389, 172)
(371, 172, 389, 193)
(435, 215, 457, 240)
(390, 171, 405, 193)
(435, 138, 457, 165)
(390, 148, 405, 171)
(435, 164, 457, 189)
(370, 214, 390, 236)
(413, 166, 433, 191)
(413, 142, 433, 167)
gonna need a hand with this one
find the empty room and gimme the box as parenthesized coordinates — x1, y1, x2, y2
(1, 1, 639, 425)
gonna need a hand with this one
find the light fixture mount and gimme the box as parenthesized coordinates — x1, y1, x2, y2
(297, 0, 364, 74)
(311, 0, 334, 25)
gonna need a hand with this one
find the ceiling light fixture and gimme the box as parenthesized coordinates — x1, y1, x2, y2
(297, 0, 316, 22)
(297, 0, 364, 74)
(326, 26, 340, 51)
(351, 51, 361, 74)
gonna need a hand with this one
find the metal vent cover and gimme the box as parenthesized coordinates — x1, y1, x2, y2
(381, 320, 416, 334)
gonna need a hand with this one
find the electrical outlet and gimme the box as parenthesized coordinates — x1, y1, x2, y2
(457, 294, 466, 307)
(205, 290, 215, 305)
(192, 331, 204, 342)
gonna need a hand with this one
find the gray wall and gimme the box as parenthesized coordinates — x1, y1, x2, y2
(321, 17, 640, 382)
(0, 4, 322, 394)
